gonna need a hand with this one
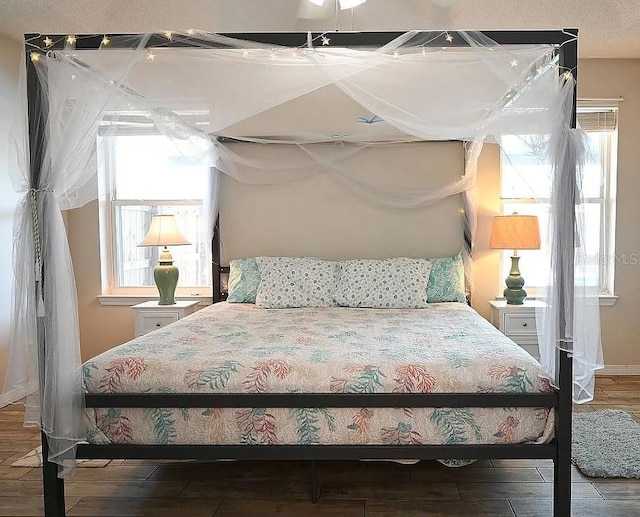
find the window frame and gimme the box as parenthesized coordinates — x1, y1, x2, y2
(498, 105, 618, 299)
(97, 133, 212, 299)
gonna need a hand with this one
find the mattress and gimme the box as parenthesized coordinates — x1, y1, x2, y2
(83, 302, 554, 447)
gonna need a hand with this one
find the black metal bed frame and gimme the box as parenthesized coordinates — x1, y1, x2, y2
(24, 29, 578, 517)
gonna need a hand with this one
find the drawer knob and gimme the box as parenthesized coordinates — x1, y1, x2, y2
(156, 322, 161, 327)
(522, 322, 528, 327)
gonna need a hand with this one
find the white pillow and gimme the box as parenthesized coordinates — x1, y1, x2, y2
(255, 257, 338, 309)
(334, 258, 432, 309)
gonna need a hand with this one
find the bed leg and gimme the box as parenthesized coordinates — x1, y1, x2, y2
(553, 349, 572, 517)
(309, 460, 319, 503)
(41, 431, 65, 517)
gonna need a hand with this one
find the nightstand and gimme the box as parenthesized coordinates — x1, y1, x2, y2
(132, 300, 199, 337)
(488, 300, 545, 359)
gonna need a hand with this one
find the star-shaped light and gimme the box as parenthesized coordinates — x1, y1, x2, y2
(43, 37, 53, 47)
(164, 31, 173, 41)
(242, 50, 249, 58)
(321, 35, 330, 46)
(66, 35, 76, 45)
(30, 52, 41, 63)
(146, 50, 156, 61)
(509, 59, 519, 68)
(101, 35, 110, 46)
(187, 29, 196, 36)
(393, 51, 399, 59)
(563, 71, 573, 81)
(536, 66, 544, 75)
(444, 32, 454, 43)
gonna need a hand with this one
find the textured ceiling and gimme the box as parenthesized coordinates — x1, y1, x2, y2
(0, 0, 638, 58)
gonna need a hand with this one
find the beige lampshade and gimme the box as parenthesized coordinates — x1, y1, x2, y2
(489, 214, 541, 250)
(139, 215, 190, 247)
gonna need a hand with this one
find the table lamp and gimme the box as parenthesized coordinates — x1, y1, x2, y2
(489, 214, 541, 305)
(139, 214, 191, 305)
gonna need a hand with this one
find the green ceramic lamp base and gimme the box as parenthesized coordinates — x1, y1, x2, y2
(504, 255, 527, 305)
(154, 247, 179, 305)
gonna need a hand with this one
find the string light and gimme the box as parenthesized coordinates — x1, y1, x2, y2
(101, 35, 110, 46)
(164, 31, 173, 41)
(66, 35, 76, 45)
(393, 51, 399, 59)
(321, 35, 330, 46)
(43, 36, 53, 47)
(444, 32, 454, 43)
(30, 52, 41, 63)
(509, 59, 519, 68)
(187, 29, 196, 36)
(146, 50, 156, 61)
(562, 71, 573, 81)
(242, 50, 249, 58)
(536, 66, 544, 75)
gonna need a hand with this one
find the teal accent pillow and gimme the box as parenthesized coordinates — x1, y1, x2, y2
(427, 252, 467, 303)
(227, 258, 261, 303)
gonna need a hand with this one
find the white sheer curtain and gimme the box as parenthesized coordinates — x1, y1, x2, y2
(3, 30, 603, 476)
(4, 37, 149, 476)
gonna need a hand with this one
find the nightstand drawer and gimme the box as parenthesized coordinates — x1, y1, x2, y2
(132, 301, 200, 337)
(138, 312, 179, 334)
(504, 313, 537, 335)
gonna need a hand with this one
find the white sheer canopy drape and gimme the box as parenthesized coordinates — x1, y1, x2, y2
(3, 30, 602, 476)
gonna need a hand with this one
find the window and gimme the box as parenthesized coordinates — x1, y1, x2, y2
(98, 134, 211, 297)
(499, 104, 618, 296)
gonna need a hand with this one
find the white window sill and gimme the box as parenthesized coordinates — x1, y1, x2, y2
(598, 295, 618, 307)
(494, 295, 618, 307)
(98, 294, 212, 307)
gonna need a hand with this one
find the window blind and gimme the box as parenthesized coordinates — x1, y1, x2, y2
(577, 108, 618, 132)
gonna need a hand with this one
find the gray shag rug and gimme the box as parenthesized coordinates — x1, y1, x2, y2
(572, 409, 640, 478)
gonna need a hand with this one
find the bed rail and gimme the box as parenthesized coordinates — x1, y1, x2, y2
(84, 391, 557, 408)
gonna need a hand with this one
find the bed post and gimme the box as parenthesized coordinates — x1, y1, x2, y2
(212, 215, 222, 303)
(553, 28, 578, 517)
(24, 35, 66, 516)
(310, 461, 319, 503)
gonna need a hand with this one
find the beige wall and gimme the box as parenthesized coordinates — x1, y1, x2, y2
(67, 202, 135, 362)
(470, 144, 501, 321)
(68, 59, 640, 370)
(0, 36, 21, 397)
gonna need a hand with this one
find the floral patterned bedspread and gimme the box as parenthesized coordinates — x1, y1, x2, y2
(83, 302, 554, 447)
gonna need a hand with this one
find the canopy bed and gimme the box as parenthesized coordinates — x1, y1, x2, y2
(4, 29, 603, 517)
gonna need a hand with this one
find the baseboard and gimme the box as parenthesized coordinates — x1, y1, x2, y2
(0, 382, 37, 409)
(597, 365, 640, 376)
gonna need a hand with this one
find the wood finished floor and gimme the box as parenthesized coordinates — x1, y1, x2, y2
(0, 376, 639, 516)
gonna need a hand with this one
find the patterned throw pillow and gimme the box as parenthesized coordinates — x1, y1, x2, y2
(255, 257, 338, 309)
(227, 258, 261, 303)
(427, 251, 467, 303)
(334, 258, 432, 309)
